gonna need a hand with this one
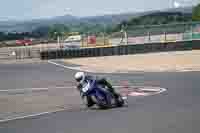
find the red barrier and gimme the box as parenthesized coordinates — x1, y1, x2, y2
(88, 36, 96, 44)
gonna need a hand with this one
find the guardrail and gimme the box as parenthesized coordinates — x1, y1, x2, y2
(40, 40, 200, 60)
(0, 47, 41, 60)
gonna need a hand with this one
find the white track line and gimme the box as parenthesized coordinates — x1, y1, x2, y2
(0, 88, 48, 92)
(128, 87, 167, 96)
(0, 86, 166, 122)
(0, 61, 166, 123)
(0, 86, 77, 92)
(0, 109, 66, 123)
(48, 60, 198, 73)
(0, 86, 127, 92)
(138, 88, 167, 92)
(48, 60, 91, 72)
(48, 60, 75, 70)
(0, 60, 167, 122)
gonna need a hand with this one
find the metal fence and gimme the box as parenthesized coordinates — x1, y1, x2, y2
(109, 22, 200, 45)
(40, 22, 200, 59)
(1, 22, 200, 60)
(36, 22, 200, 50)
(0, 46, 41, 60)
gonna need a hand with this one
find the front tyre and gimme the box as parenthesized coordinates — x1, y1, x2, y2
(82, 96, 95, 108)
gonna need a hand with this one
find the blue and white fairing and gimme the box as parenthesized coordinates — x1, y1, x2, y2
(81, 79, 112, 106)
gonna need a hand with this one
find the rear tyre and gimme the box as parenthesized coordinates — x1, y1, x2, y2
(115, 94, 124, 107)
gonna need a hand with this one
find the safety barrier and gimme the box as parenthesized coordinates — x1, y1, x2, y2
(0, 47, 41, 60)
(40, 40, 200, 60)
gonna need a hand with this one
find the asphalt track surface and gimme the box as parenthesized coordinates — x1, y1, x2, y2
(0, 62, 200, 133)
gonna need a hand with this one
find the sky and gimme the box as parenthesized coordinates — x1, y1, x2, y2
(0, 0, 198, 21)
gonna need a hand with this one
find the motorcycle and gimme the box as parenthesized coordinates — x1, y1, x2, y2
(80, 79, 125, 109)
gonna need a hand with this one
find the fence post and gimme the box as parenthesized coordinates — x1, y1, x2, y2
(148, 31, 151, 43)
(125, 31, 128, 45)
(103, 32, 105, 45)
(86, 33, 89, 47)
(81, 35, 83, 47)
(15, 49, 18, 59)
(164, 31, 167, 42)
(191, 25, 193, 40)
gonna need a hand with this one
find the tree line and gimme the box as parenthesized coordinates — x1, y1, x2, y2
(0, 4, 200, 42)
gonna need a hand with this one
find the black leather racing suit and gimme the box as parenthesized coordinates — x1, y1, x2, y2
(77, 75, 119, 107)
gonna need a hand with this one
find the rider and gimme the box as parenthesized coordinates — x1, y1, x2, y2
(75, 72, 119, 107)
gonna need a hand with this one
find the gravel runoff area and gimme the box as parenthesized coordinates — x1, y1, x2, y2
(64, 50, 200, 73)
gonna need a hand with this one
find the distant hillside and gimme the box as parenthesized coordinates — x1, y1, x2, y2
(164, 6, 193, 14)
(0, 6, 193, 32)
(113, 11, 192, 32)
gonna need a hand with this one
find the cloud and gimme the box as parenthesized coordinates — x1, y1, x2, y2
(174, 1, 181, 8)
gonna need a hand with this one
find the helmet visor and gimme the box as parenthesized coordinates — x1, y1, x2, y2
(76, 77, 83, 82)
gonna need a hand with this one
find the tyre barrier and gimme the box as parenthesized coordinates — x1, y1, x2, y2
(40, 40, 200, 60)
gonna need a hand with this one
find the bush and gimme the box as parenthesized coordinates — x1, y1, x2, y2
(192, 4, 200, 21)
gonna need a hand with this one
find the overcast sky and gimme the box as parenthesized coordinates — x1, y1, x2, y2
(0, 0, 198, 20)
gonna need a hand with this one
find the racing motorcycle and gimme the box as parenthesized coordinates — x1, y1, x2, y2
(80, 79, 125, 109)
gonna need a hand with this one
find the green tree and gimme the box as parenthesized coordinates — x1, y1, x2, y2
(48, 24, 70, 40)
(0, 32, 5, 41)
(32, 26, 50, 37)
(192, 4, 200, 21)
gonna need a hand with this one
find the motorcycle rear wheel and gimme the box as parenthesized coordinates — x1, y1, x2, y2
(115, 94, 124, 107)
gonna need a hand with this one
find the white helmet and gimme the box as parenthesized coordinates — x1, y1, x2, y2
(75, 72, 85, 83)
